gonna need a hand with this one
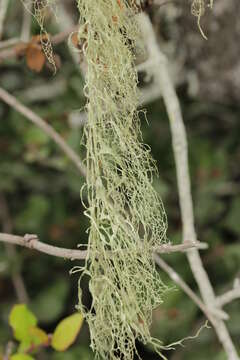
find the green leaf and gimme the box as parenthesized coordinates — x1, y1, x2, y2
(10, 353, 34, 360)
(51, 313, 83, 351)
(29, 326, 48, 345)
(9, 304, 37, 342)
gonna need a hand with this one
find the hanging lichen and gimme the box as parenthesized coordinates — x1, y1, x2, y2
(191, 0, 214, 39)
(20, 0, 56, 70)
(72, 1, 168, 359)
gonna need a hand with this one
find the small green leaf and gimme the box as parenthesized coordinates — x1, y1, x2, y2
(10, 354, 34, 360)
(29, 326, 49, 345)
(51, 313, 83, 351)
(9, 304, 37, 342)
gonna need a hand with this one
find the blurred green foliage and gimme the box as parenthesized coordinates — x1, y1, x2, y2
(0, 1, 240, 359)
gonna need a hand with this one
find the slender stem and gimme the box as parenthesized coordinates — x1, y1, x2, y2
(0, 233, 88, 260)
(0, 37, 19, 50)
(0, 87, 86, 177)
(21, 1, 32, 42)
(0, 233, 207, 260)
(154, 254, 228, 321)
(0, 26, 78, 61)
(0, 0, 9, 39)
(0, 193, 29, 303)
(216, 284, 240, 307)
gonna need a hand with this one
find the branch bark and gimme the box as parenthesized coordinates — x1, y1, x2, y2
(0, 0, 9, 39)
(0, 233, 88, 260)
(0, 193, 29, 303)
(0, 232, 207, 260)
(154, 254, 228, 321)
(138, 13, 240, 360)
(216, 280, 240, 307)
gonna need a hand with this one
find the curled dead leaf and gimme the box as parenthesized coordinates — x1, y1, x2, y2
(26, 44, 45, 73)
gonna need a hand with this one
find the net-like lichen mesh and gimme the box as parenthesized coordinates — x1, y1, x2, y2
(73, 1, 168, 359)
(20, 0, 56, 70)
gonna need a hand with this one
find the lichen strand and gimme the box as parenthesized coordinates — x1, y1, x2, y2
(191, 0, 214, 39)
(21, 0, 56, 70)
(76, 1, 167, 359)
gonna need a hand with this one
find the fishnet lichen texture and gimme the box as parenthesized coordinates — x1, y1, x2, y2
(73, 1, 168, 359)
(20, 0, 56, 70)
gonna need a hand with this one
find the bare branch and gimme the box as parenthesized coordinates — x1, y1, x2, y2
(154, 254, 228, 321)
(216, 280, 240, 307)
(0, 87, 86, 177)
(0, 193, 29, 303)
(0, 233, 207, 261)
(0, 37, 19, 50)
(138, 13, 240, 360)
(154, 241, 208, 253)
(21, 1, 32, 42)
(0, 233, 88, 260)
(0, 0, 9, 39)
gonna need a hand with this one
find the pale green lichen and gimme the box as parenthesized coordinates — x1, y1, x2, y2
(191, 0, 214, 39)
(73, 1, 168, 359)
(20, 0, 56, 70)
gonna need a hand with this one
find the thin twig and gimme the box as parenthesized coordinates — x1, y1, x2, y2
(216, 280, 240, 308)
(154, 254, 228, 321)
(138, 13, 239, 360)
(0, 37, 19, 50)
(0, 87, 86, 177)
(0, 233, 88, 260)
(0, 193, 29, 303)
(0, 26, 78, 62)
(0, 0, 9, 39)
(3, 341, 14, 360)
(0, 233, 207, 260)
(154, 241, 208, 253)
(21, 1, 32, 42)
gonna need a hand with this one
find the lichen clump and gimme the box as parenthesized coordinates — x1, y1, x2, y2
(191, 0, 214, 39)
(74, 1, 168, 359)
(21, 0, 56, 70)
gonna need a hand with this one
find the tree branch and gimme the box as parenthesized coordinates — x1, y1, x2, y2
(0, 26, 78, 62)
(0, 193, 29, 303)
(0, 0, 9, 39)
(0, 87, 86, 177)
(0, 232, 207, 260)
(20, 1, 32, 42)
(154, 254, 228, 321)
(138, 13, 240, 360)
(0, 233, 88, 260)
(216, 280, 240, 308)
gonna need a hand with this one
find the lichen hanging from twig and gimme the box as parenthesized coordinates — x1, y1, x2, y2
(75, 1, 168, 359)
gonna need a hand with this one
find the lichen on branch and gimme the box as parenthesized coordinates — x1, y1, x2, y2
(74, 1, 168, 359)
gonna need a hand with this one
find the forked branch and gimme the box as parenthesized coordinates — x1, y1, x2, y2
(138, 13, 240, 360)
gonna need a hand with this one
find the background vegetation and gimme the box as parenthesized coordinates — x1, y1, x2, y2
(0, 1, 239, 359)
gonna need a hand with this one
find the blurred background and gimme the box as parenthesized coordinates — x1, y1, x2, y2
(0, 0, 239, 359)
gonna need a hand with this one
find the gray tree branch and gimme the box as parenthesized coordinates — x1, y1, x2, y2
(0, 232, 207, 260)
(138, 12, 240, 360)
